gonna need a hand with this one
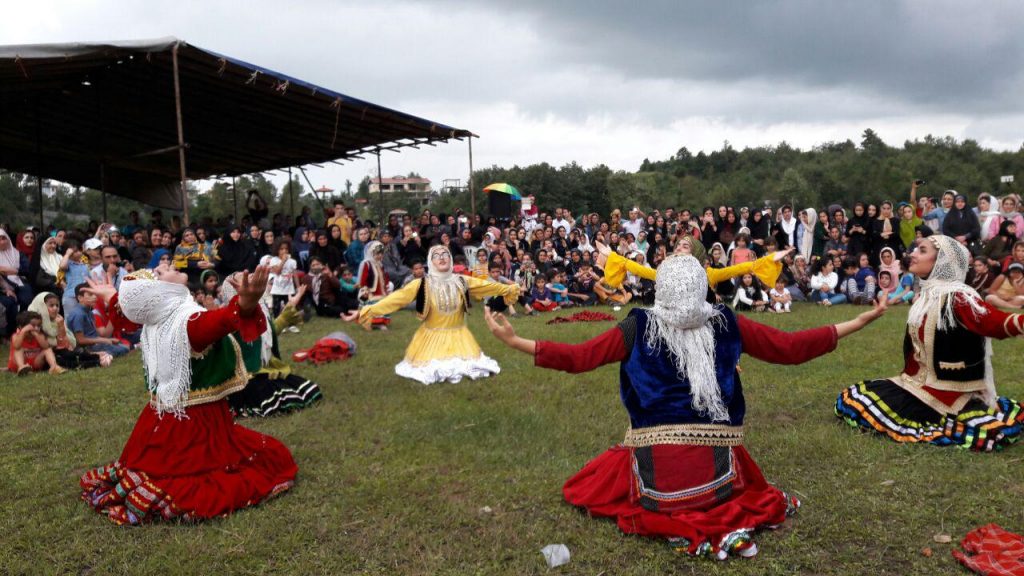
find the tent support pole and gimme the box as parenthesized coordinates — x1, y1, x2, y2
(100, 163, 108, 222)
(232, 177, 238, 224)
(468, 136, 475, 217)
(33, 100, 44, 231)
(297, 166, 327, 213)
(172, 43, 190, 226)
(376, 149, 384, 226)
(288, 166, 295, 221)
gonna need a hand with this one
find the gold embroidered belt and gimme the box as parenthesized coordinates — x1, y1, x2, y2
(623, 423, 744, 447)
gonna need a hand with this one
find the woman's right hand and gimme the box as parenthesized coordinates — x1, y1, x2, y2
(483, 306, 517, 345)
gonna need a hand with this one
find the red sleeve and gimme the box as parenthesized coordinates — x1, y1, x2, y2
(107, 293, 141, 334)
(186, 296, 267, 352)
(954, 294, 1024, 339)
(534, 326, 628, 374)
(737, 314, 839, 365)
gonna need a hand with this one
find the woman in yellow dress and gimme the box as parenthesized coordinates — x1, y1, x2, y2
(597, 235, 791, 293)
(358, 245, 520, 385)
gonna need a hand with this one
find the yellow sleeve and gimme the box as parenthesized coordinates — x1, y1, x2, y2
(751, 253, 784, 289)
(172, 248, 189, 270)
(465, 276, 520, 304)
(273, 305, 303, 333)
(358, 278, 421, 327)
(603, 252, 656, 288)
(706, 254, 782, 288)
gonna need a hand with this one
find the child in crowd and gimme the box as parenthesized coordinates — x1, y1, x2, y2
(471, 248, 490, 279)
(875, 270, 911, 306)
(338, 267, 360, 308)
(734, 273, 768, 311)
(263, 240, 297, 318)
(61, 240, 91, 313)
(8, 311, 64, 375)
(810, 258, 846, 306)
(547, 269, 574, 308)
(841, 257, 877, 305)
(569, 262, 600, 306)
(65, 284, 131, 358)
(769, 278, 792, 313)
(528, 275, 559, 313)
(729, 233, 756, 265)
(985, 262, 1024, 309)
(29, 292, 109, 369)
(487, 265, 522, 316)
(198, 270, 225, 309)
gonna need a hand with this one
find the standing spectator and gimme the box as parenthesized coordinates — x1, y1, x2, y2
(870, 201, 902, 265)
(846, 203, 870, 257)
(263, 240, 297, 318)
(246, 189, 269, 225)
(941, 194, 982, 253)
(326, 201, 353, 244)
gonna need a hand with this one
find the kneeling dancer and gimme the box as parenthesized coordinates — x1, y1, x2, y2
(358, 245, 519, 384)
(836, 235, 1024, 451)
(79, 264, 297, 524)
(484, 255, 885, 559)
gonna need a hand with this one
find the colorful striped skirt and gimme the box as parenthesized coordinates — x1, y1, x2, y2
(835, 380, 1024, 452)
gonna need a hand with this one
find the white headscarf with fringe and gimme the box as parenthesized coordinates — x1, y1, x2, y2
(907, 235, 995, 405)
(117, 270, 205, 417)
(645, 255, 727, 421)
(427, 245, 463, 314)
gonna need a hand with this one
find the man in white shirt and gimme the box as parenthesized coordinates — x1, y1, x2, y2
(622, 207, 645, 238)
(552, 208, 574, 236)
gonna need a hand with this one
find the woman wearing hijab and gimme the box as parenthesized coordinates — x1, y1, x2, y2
(941, 194, 982, 254)
(16, 230, 36, 260)
(986, 195, 1024, 241)
(975, 193, 1001, 241)
(812, 211, 830, 259)
(356, 245, 520, 384)
(345, 227, 369, 271)
(836, 235, 1024, 451)
(747, 209, 770, 253)
(870, 201, 902, 266)
(981, 220, 1018, 264)
(31, 236, 64, 296)
(172, 228, 215, 284)
(309, 231, 344, 272)
(846, 203, 870, 258)
(215, 226, 259, 275)
(0, 228, 32, 314)
(483, 253, 886, 559)
(147, 249, 171, 270)
(897, 202, 923, 251)
(79, 264, 297, 524)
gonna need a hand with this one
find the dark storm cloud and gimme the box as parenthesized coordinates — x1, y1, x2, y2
(454, 0, 1024, 116)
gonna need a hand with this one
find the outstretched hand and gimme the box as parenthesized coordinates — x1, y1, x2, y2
(594, 241, 611, 257)
(483, 306, 517, 345)
(859, 291, 889, 324)
(287, 284, 308, 309)
(771, 247, 795, 262)
(83, 276, 117, 305)
(229, 265, 270, 314)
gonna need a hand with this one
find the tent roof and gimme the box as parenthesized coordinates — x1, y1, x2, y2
(0, 37, 472, 209)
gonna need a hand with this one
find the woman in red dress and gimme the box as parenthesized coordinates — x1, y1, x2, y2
(484, 255, 887, 559)
(79, 264, 298, 525)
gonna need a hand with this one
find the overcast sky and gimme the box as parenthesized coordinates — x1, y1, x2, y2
(5, 0, 1023, 194)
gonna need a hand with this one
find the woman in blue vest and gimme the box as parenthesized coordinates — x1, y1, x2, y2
(484, 255, 886, 560)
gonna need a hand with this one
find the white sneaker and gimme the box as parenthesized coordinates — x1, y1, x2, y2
(286, 326, 301, 333)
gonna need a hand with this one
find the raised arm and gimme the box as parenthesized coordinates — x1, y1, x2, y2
(357, 278, 421, 327)
(483, 307, 627, 373)
(955, 294, 1024, 339)
(465, 275, 520, 303)
(737, 295, 887, 364)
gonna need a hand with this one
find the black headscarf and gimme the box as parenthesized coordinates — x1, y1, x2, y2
(216, 226, 259, 274)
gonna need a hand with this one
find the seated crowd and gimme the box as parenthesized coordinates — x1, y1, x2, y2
(2, 181, 1023, 374)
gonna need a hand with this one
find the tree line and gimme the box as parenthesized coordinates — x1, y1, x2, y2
(2, 129, 1022, 230)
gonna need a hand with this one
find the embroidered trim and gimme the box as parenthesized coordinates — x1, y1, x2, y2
(623, 423, 744, 447)
(153, 335, 250, 408)
(939, 361, 967, 370)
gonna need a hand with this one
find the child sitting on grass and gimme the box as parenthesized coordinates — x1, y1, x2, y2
(528, 275, 559, 313)
(488, 264, 522, 316)
(733, 273, 768, 312)
(769, 278, 792, 313)
(547, 269, 574, 308)
(569, 263, 600, 306)
(841, 257, 877, 305)
(8, 311, 64, 376)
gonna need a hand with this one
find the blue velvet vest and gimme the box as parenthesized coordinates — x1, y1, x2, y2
(619, 306, 745, 428)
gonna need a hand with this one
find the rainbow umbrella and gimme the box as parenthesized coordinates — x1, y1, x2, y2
(483, 183, 522, 200)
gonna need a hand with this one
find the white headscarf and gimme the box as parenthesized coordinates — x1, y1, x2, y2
(118, 271, 206, 417)
(427, 245, 463, 314)
(799, 208, 817, 260)
(358, 241, 385, 292)
(907, 235, 995, 406)
(0, 228, 24, 286)
(39, 236, 62, 277)
(645, 255, 728, 422)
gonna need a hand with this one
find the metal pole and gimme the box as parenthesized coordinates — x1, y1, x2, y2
(297, 166, 327, 213)
(33, 100, 44, 230)
(468, 136, 475, 218)
(100, 164, 108, 222)
(376, 149, 384, 228)
(171, 43, 190, 226)
(232, 177, 238, 224)
(288, 166, 295, 222)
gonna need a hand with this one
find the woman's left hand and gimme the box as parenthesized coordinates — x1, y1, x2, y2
(230, 266, 270, 314)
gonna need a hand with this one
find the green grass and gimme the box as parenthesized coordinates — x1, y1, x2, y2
(2, 303, 1023, 575)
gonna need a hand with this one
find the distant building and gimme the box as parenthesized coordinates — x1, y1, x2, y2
(369, 176, 433, 206)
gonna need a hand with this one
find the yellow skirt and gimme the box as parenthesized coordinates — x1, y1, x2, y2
(396, 325, 499, 385)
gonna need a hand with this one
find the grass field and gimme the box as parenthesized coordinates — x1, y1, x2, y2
(1, 302, 1023, 575)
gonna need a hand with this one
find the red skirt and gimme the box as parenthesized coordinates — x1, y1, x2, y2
(563, 445, 798, 559)
(80, 400, 297, 525)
